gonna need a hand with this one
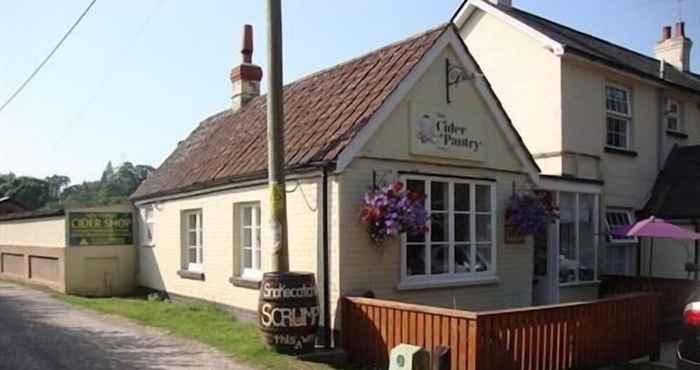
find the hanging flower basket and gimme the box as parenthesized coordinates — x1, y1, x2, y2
(506, 191, 558, 236)
(359, 181, 429, 246)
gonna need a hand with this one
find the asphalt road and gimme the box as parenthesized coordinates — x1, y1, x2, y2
(0, 282, 251, 370)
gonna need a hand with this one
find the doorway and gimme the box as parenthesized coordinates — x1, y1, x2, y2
(532, 223, 559, 305)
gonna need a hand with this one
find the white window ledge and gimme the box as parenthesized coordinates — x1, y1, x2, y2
(559, 280, 601, 288)
(397, 276, 499, 291)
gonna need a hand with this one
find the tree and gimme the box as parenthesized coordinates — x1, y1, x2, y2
(0, 176, 51, 210)
(101, 161, 114, 182)
(45, 175, 71, 199)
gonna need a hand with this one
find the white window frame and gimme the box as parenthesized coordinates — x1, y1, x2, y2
(605, 84, 632, 150)
(605, 209, 638, 244)
(399, 175, 497, 289)
(665, 98, 683, 133)
(140, 205, 155, 246)
(557, 192, 599, 286)
(183, 209, 203, 272)
(239, 203, 262, 280)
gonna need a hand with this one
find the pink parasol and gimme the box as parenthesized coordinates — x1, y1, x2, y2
(610, 216, 700, 277)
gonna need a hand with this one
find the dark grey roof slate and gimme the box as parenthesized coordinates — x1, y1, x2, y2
(641, 145, 700, 219)
(498, 5, 700, 94)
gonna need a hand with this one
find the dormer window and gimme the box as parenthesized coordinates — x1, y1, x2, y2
(666, 99, 682, 133)
(605, 84, 632, 150)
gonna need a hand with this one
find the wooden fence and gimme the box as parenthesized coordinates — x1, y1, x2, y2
(600, 274, 699, 325)
(342, 293, 660, 370)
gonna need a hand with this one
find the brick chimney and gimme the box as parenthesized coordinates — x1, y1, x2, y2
(231, 25, 263, 112)
(654, 22, 693, 72)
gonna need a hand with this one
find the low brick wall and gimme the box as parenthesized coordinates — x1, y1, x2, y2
(0, 245, 66, 292)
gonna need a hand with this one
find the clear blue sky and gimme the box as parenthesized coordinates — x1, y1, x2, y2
(1, 0, 698, 184)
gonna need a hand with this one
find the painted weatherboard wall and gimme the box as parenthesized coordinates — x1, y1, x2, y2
(0, 217, 66, 247)
(459, 9, 563, 174)
(336, 158, 533, 313)
(332, 42, 535, 319)
(137, 178, 320, 314)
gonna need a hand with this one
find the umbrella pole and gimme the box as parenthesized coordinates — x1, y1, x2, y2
(649, 238, 654, 277)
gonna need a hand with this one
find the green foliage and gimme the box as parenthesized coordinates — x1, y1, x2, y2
(1, 161, 155, 210)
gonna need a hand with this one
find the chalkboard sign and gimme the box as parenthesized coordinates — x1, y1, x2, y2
(68, 212, 133, 246)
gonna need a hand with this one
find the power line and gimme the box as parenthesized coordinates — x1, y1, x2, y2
(0, 0, 97, 115)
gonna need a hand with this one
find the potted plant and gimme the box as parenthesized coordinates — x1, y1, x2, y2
(506, 191, 558, 236)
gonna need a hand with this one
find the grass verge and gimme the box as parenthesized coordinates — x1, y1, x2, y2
(56, 294, 339, 370)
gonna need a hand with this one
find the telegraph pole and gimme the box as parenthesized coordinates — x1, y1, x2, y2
(266, 0, 289, 272)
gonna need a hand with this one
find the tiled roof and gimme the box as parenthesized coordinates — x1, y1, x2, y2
(641, 145, 700, 219)
(498, 5, 700, 94)
(132, 24, 448, 200)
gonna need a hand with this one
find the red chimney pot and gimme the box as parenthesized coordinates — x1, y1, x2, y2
(675, 22, 686, 38)
(242, 24, 253, 64)
(662, 26, 672, 40)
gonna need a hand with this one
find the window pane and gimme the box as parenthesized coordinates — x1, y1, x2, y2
(198, 245, 203, 264)
(454, 244, 471, 273)
(476, 185, 491, 212)
(454, 214, 470, 242)
(407, 179, 425, 194)
(189, 213, 197, 229)
(189, 247, 197, 264)
(431, 181, 448, 211)
(431, 245, 449, 275)
(243, 248, 252, 269)
(188, 231, 197, 246)
(243, 207, 252, 226)
(606, 116, 628, 148)
(476, 215, 491, 242)
(559, 193, 577, 283)
(255, 249, 261, 270)
(606, 86, 629, 115)
(255, 207, 261, 226)
(243, 228, 252, 247)
(407, 245, 425, 276)
(476, 244, 491, 272)
(431, 213, 449, 242)
(579, 194, 595, 281)
(454, 183, 470, 211)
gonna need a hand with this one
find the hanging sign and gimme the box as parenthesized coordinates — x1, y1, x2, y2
(68, 212, 133, 246)
(410, 102, 486, 162)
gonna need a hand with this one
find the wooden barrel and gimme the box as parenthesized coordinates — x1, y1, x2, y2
(258, 271, 319, 354)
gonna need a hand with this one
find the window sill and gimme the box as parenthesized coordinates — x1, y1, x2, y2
(666, 130, 688, 139)
(559, 280, 600, 288)
(604, 146, 638, 157)
(140, 244, 155, 248)
(229, 276, 261, 290)
(397, 276, 499, 291)
(177, 269, 205, 281)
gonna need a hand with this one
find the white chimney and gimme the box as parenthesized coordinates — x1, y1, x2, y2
(230, 25, 263, 112)
(488, 0, 512, 7)
(654, 22, 693, 72)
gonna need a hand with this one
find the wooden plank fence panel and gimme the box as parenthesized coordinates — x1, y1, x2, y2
(342, 293, 659, 370)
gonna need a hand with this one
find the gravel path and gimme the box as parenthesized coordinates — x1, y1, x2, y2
(0, 282, 254, 370)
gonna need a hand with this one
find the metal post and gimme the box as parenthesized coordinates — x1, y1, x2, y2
(266, 0, 289, 272)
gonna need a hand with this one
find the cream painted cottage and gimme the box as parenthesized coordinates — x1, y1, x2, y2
(454, 0, 700, 303)
(131, 21, 601, 343)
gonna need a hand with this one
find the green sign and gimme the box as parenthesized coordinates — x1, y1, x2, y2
(68, 212, 133, 246)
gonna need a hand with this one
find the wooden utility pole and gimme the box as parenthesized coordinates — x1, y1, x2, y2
(266, 0, 289, 272)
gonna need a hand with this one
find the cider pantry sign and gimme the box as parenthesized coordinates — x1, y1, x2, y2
(410, 102, 486, 162)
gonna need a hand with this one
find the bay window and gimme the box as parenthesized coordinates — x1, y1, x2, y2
(402, 176, 496, 287)
(558, 192, 598, 284)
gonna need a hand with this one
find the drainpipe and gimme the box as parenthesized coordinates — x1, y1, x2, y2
(316, 163, 332, 349)
(695, 220, 699, 280)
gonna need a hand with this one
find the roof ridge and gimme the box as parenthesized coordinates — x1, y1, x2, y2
(192, 23, 450, 131)
(507, 5, 698, 79)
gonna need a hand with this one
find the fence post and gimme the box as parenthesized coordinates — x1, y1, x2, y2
(467, 318, 479, 370)
(651, 293, 661, 361)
